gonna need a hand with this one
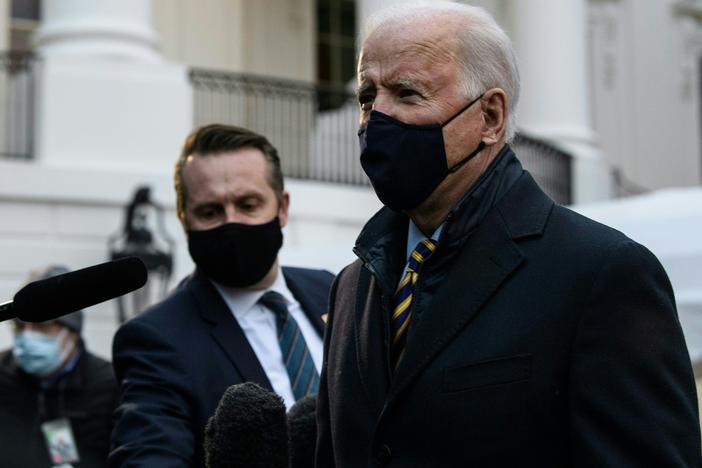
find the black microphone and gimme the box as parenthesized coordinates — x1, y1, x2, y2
(287, 394, 318, 468)
(0, 257, 147, 323)
(204, 382, 289, 468)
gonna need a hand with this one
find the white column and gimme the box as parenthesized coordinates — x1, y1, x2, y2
(33, 0, 192, 172)
(509, 0, 611, 203)
(34, 0, 160, 62)
(0, 0, 10, 50)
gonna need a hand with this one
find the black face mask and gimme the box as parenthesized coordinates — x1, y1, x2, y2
(359, 94, 486, 212)
(187, 217, 283, 288)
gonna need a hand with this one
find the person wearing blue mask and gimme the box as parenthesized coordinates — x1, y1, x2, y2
(0, 265, 118, 468)
(315, 2, 701, 467)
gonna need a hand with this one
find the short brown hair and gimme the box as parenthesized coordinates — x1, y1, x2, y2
(174, 124, 284, 221)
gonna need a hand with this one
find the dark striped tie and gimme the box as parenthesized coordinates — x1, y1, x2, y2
(259, 291, 320, 400)
(391, 238, 437, 370)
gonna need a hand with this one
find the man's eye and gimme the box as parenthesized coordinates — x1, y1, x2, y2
(241, 201, 259, 211)
(358, 94, 374, 108)
(399, 89, 419, 99)
(198, 208, 220, 219)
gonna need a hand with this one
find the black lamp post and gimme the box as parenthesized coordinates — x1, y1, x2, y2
(109, 186, 174, 323)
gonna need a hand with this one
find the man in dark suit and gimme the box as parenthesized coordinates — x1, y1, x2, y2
(110, 124, 333, 467)
(316, 2, 701, 467)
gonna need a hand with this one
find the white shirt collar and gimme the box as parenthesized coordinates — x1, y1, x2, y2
(406, 219, 443, 260)
(211, 266, 295, 320)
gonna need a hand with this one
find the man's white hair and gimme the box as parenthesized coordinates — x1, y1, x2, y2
(361, 1, 520, 142)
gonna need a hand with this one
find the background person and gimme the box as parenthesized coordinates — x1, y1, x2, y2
(0, 265, 118, 468)
(110, 124, 334, 467)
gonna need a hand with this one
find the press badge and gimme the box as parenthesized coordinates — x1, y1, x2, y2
(40, 418, 80, 466)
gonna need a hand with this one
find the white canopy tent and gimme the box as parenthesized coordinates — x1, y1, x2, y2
(573, 188, 702, 365)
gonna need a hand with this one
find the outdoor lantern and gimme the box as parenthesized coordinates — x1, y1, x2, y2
(108, 186, 174, 323)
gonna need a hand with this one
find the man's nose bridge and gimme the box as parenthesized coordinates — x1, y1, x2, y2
(223, 204, 239, 223)
(372, 92, 395, 117)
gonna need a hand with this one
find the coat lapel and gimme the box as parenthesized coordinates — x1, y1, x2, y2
(353, 266, 392, 410)
(188, 272, 274, 392)
(389, 173, 553, 402)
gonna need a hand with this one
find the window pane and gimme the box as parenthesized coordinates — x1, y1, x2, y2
(318, 0, 331, 35)
(341, 44, 356, 82)
(341, 1, 356, 38)
(12, 0, 40, 20)
(318, 42, 331, 82)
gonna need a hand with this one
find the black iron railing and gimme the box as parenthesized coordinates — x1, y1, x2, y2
(191, 69, 366, 185)
(0, 51, 35, 160)
(511, 133, 572, 205)
(190, 68, 574, 202)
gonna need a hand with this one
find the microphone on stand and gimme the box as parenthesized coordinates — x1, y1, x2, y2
(0, 257, 148, 323)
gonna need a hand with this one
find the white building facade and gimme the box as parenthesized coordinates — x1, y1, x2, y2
(0, 0, 699, 366)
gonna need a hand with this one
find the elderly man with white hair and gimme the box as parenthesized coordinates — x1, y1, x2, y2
(315, 2, 701, 467)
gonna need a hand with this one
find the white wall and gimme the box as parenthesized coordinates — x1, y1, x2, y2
(0, 0, 8, 50)
(153, 0, 315, 82)
(589, 0, 702, 191)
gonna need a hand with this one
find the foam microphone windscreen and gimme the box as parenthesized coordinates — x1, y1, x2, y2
(287, 394, 318, 468)
(12, 257, 147, 322)
(204, 382, 289, 468)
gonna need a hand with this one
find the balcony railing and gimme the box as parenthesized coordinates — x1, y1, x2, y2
(191, 67, 574, 203)
(0, 56, 636, 206)
(511, 133, 572, 205)
(191, 69, 366, 185)
(0, 51, 35, 160)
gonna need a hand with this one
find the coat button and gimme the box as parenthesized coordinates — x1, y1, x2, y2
(374, 444, 392, 465)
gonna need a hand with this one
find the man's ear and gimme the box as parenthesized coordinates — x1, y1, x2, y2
(480, 88, 507, 144)
(177, 210, 189, 233)
(278, 192, 290, 228)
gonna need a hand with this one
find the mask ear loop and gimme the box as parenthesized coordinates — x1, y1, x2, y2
(447, 141, 486, 174)
(441, 93, 485, 127)
(443, 93, 487, 174)
(55, 328, 75, 366)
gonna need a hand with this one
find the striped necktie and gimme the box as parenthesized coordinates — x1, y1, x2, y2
(259, 291, 320, 400)
(391, 238, 437, 371)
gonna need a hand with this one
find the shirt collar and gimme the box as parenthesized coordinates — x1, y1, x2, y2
(212, 266, 294, 319)
(406, 220, 443, 261)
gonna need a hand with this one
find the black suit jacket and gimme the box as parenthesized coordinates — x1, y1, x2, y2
(110, 266, 333, 468)
(0, 346, 118, 468)
(317, 172, 701, 467)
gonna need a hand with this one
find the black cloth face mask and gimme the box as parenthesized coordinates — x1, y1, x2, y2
(358, 94, 486, 212)
(187, 217, 283, 288)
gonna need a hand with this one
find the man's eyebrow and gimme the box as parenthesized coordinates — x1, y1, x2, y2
(192, 201, 221, 212)
(237, 192, 265, 202)
(391, 76, 427, 92)
(356, 76, 424, 94)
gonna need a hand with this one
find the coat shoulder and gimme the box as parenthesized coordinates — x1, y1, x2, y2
(549, 204, 638, 250)
(283, 265, 335, 284)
